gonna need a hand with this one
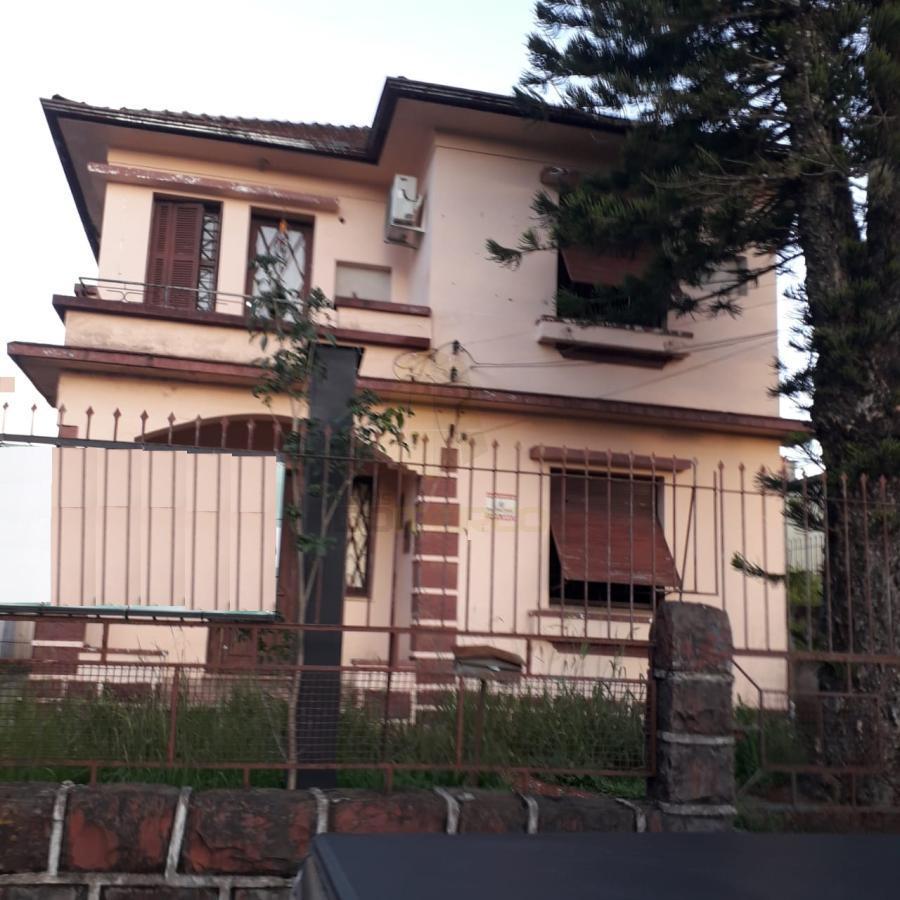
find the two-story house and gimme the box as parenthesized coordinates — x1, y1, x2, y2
(7, 78, 801, 697)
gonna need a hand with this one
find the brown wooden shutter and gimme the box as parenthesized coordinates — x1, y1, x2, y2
(146, 201, 172, 305)
(560, 245, 652, 286)
(549, 473, 678, 587)
(145, 199, 204, 308)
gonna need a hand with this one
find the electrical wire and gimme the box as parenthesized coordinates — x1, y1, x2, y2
(464, 329, 777, 370)
(460, 335, 776, 438)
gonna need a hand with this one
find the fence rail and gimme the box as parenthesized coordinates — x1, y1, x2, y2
(5, 406, 900, 804)
(0, 620, 651, 786)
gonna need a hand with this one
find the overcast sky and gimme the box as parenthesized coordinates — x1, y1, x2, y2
(0, 0, 536, 428)
(0, 0, 803, 430)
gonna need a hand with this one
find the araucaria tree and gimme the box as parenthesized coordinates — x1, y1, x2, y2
(490, 1, 900, 796)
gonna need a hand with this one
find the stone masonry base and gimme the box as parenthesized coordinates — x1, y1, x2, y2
(0, 783, 681, 898)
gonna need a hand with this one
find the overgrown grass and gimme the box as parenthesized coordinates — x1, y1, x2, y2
(0, 675, 648, 796)
(734, 703, 812, 797)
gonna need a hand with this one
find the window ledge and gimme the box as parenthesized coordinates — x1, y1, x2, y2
(334, 296, 431, 317)
(530, 606, 654, 624)
(535, 317, 692, 368)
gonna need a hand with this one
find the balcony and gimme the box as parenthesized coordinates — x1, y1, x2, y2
(535, 316, 692, 368)
(53, 278, 430, 352)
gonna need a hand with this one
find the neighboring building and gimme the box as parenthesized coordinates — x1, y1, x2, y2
(6, 78, 802, 695)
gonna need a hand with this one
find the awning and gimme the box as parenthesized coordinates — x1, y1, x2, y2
(549, 473, 679, 587)
(559, 245, 651, 286)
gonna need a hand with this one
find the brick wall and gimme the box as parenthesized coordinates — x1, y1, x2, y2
(0, 784, 644, 898)
(0, 603, 740, 894)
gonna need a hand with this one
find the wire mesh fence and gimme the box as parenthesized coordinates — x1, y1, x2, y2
(0, 653, 650, 782)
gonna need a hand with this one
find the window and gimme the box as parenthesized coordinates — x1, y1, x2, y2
(335, 262, 391, 303)
(345, 476, 374, 595)
(548, 469, 678, 606)
(146, 198, 221, 310)
(247, 215, 312, 298)
(556, 245, 662, 328)
(701, 256, 750, 298)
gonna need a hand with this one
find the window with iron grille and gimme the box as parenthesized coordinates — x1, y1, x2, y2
(247, 214, 312, 299)
(145, 198, 221, 310)
(345, 476, 374, 595)
(548, 469, 677, 607)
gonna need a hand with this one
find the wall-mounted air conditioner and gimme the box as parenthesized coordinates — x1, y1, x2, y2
(385, 174, 425, 247)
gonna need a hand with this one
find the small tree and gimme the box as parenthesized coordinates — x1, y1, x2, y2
(246, 226, 407, 787)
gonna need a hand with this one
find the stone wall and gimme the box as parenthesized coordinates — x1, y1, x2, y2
(0, 602, 738, 895)
(0, 784, 644, 898)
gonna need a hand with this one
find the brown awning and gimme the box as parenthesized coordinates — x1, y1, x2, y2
(549, 473, 678, 587)
(560, 245, 651, 286)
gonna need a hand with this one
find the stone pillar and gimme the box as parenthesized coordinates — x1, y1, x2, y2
(647, 601, 736, 832)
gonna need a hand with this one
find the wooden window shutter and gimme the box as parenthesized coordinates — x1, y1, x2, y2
(549, 473, 679, 587)
(560, 245, 653, 286)
(145, 199, 204, 308)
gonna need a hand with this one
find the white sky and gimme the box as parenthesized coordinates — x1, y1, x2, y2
(0, 0, 803, 427)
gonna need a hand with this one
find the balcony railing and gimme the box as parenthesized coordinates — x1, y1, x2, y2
(76, 276, 252, 318)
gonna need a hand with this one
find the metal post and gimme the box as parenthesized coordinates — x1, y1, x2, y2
(296, 344, 361, 788)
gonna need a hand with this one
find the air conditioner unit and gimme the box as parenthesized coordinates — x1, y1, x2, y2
(385, 174, 425, 247)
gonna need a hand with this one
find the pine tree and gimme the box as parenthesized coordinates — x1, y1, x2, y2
(491, 1, 900, 801)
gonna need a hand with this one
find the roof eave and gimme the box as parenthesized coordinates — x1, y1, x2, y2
(40, 78, 631, 259)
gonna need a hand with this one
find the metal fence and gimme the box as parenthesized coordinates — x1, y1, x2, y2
(0, 618, 650, 785)
(5, 405, 900, 802)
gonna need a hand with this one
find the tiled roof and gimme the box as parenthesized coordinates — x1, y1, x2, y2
(48, 95, 372, 154)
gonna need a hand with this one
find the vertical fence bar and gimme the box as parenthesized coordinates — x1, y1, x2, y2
(841, 474, 853, 653)
(125, 448, 133, 604)
(367, 443, 379, 630)
(582, 447, 589, 638)
(54, 440, 64, 605)
(100, 447, 109, 604)
(560, 446, 568, 633)
(759, 467, 771, 651)
(627, 453, 635, 637)
(513, 442, 521, 636)
(166, 666, 180, 766)
(489, 440, 498, 634)
(464, 439, 475, 635)
(718, 462, 727, 622)
(650, 455, 658, 616)
(691, 460, 699, 595)
(739, 464, 748, 645)
(880, 476, 893, 654)
(146, 444, 154, 604)
(190, 443, 199, 611)
(169, 437, 178, 607)
(822, 474, 833, 653)
(801, 473, 813, 650)
(605, 450, 613, 640)
(671, 457, 679, 603)
(780, 462, 792, 661)
(235, 452, 244, 612)
(389, 440, 404, 640)
(860, 474, 873, 652)
(712, 468, 721, 605)
(214, 431, 223, 610)
(535, 446, 545, 639)
(79, 443, 88, 604)
(259, 444, 267, 613)
(455, 675, 465, 767)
